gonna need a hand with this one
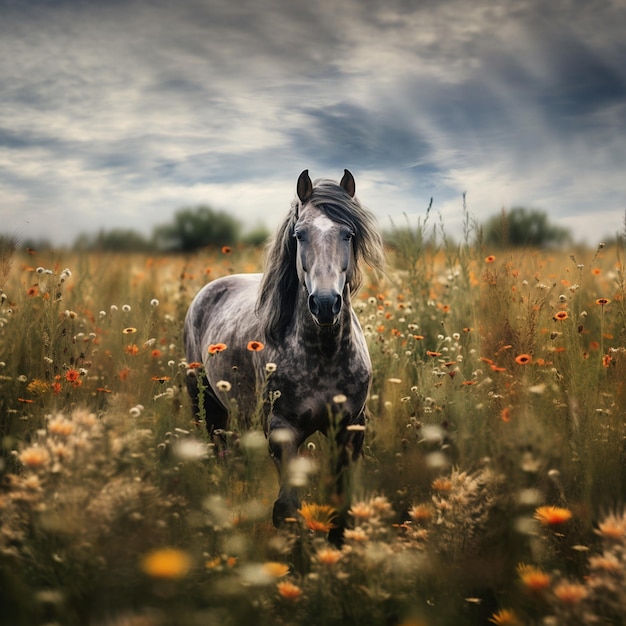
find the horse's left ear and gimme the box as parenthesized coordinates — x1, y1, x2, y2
(340, 169, 356, 197)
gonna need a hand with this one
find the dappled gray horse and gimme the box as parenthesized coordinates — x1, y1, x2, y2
(184, 170, 384, 537)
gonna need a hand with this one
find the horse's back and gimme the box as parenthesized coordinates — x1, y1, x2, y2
(184, 273, 263, 363)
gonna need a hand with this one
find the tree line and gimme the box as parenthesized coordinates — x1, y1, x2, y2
(25, 204, 573, 253)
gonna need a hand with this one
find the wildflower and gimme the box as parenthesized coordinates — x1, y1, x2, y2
(48, 416, 75, 437)
(534, 505, 573, 526)
(64, 369, 81, 383)
(602, 354, 612, 367)
(501, 407, 511, 422)
(517, 563, 551, 594)
(488, 609, 520, 625)
(515, 354, 532, 365)
(216, 380, 232, 392)
(277, 581, 302, 601)
(349, 501, 375, 520)
(387, 377, 402, 384)
(122, 327, 137, 334)
(595, 513, 626, 540)
(187, 361, 203, 369)
(151, 349, 162, 358)
(19, 446, 51, 470)
(27, 285, 39, 297)
(262, 562, 290, 578)
(408, 504, 432, 524)
(553, 311, 569, 321)
(333, 393, 347, 404)
(247, 340, 265, 352)
(26, 379, 48, 395)
(151, 376, 171, 383)
(485, 255, 496, 263)
(298, 502, 337, 532)
(426, 351, 441, 357)
(125, 344, 139, 355)
(140, 548, 192, 580)
(150, 298, 159, 307)
(553, 581, 588, 605)
(316, 547, 342, 565)
(344, 527, 368, 542)
(221, 246, 232, 254)
(208, 343, 227, 354)
(595, 298, 610, 306)
(432, 478, 452, 492)
(17, 397, 34, 404)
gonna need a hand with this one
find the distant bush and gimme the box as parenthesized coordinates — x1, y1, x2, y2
(74, 228, 152, 252)
(153, 205, 241, 252)
(484, 207, 571, 248)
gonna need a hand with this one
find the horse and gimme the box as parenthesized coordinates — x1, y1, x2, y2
(184, 169, 384, 541)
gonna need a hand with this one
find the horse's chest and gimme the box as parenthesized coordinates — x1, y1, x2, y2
(271, 352, 370, 429)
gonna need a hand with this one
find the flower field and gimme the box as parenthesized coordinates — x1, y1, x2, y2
(1, 226, 626, 626)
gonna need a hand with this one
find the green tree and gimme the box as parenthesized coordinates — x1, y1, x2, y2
(74, 228, 151, 252)
(153, 206, 241, 252)
(484, 207, 571, 248)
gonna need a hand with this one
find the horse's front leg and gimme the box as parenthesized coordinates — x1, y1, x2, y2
(328, 409, 366, 545)
(268, 423, 301, 527)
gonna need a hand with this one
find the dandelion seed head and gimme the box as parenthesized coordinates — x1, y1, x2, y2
(150, 298, 159, 307)
(122, 304, 131, 312)
(216, 380, 232, 392)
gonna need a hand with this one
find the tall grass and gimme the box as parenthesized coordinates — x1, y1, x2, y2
(1, 226, 626, 626)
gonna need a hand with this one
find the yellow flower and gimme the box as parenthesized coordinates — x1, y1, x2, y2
(140, 548, 192, 580)
(262, 562, 290, 578)
(553, 581, 588, 605)
(298, 502, 337, 532)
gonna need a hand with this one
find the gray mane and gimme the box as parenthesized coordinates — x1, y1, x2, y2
(256, 178, 384, 345)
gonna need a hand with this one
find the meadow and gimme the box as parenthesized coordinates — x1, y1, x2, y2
(1, 217, 626, 626)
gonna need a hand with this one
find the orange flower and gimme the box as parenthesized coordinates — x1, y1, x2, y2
(52, 382, 62, 394)
(151, 349, 162, 358)
(426, 350, 442, 357)
(517, 563, 551, 594)
(125, 344, 139, 355)
(247, 340, 265, 352)
(602, 354, 612, 367)
(591, 267, 601, 276)
(208, 343, 227, 354)
(489, 609, 520, 625)
(221, 246, 232, 255)
(595, 297, 610, 306)
(262, 562, 290, 578)
(17, 397, 34, 404)
(298, 503, 337, 532)
(500, 407, 511, 422)
(534, 505, 573, 526)
(277, 581, 302, 601)
(485, 255, 496, 263)
(553, 581, 588, 605)
(553, 311, 568, 321)
(27, 285, 39, 297)
(141, 548, 192, 580)
(65, 369, 81, 383)
(316, 547, 343, 565)
(151, 376, 171, 383)
(515, 354, 532, 365)
(432, 478, 452, 492)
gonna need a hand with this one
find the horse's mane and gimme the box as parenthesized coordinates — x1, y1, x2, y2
(256, 178, 384, 345)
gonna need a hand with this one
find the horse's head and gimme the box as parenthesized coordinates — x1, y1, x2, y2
(293, 169, 356, 327)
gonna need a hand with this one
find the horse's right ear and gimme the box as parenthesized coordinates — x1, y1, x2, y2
(297, 170, 313, 204)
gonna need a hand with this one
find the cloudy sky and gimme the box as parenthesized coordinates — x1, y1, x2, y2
(1, 0, 625, 246)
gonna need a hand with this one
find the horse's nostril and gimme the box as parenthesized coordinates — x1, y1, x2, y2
(308, 294, 320, 316)
(332, 294, 342, 315)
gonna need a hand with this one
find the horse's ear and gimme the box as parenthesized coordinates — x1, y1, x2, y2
(340, 169, 356, 197)
(297, 170, 313, 204)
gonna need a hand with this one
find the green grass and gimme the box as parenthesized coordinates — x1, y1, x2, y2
(1, 232, 626, 626)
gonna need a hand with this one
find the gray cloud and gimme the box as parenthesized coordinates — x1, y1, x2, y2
(1, 0, 625, 244)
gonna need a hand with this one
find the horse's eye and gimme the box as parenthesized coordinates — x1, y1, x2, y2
(294, 231, 303, 241)
(344, 232, 354, 241)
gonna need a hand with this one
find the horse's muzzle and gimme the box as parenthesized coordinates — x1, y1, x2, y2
(308, 292, 342, 326)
